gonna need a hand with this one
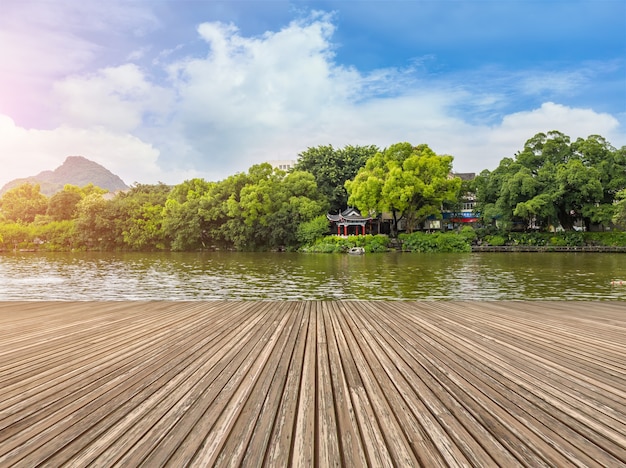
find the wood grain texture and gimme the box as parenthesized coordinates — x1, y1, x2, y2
(0, 301, 624, 467)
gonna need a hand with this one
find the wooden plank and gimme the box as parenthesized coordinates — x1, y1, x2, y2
(380, 302, 614, 461)
(291, 300, 317, 467)
(0, 301, 624, 467)
(351, 301, 517, 467)
(322, 301, 369, 466)
(211, 302, 304, 467)
(2, 302, 256, 466)
(87, 302, 281, 467)
(262, 302, 313, 466)
(314, 301, 341, 467)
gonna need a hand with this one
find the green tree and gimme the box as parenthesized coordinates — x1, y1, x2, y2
(574, 136, 626, 227)
(114, 183, 171, 250)
(73, 193, 112, 249)
(0, 183, 49, 223)
(163, 178, 216, 250)
(47, 187, 83, 221)
(613, 189, 626, 228)
(294, 144, 378, 213)
(35, 220, 76, 250)
(0, 222, 34, 249)
(200, 172, 251, 248)
(345, 143, 461, 235)
(224, 164, 327, 249)
(474, 131, 616, 231)
(296, 215, 330, 245)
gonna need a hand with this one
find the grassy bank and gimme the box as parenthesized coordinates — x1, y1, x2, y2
(301, 229, 626, 254)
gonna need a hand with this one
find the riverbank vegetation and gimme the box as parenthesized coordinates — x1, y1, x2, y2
(1, 131, 626, 253)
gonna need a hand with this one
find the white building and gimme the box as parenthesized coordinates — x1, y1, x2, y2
(267, 160, 297, 171)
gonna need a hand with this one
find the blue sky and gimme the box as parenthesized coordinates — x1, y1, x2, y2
(0, 0, 624, 187)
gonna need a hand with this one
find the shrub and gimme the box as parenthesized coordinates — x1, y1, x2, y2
(296, 215, 330, 245)
(549, 236, 567, 246)
(485, 235, 506, 246)
(301, 234, 391, 253)
(399, 232, 437, 252)
(459, 226, 477, 243)
(584, 231, 626, 246)
(436, 233, 471, 252)
(399, 232, 471, 253)
(365, 235, 391, 252)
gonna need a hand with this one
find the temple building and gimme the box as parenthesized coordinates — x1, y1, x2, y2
(327, 207, 372, 236)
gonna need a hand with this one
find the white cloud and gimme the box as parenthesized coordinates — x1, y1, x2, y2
(518, 71, 588, 96)
(0, 1, 158, 126)
(0, 115, 197, 188)
(436, 103, 625, 173)
(169, 14, 357, 129)
(52, 64, 174, 132)
(1, 9, 624, 191)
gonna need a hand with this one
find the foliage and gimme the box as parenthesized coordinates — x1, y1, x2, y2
(34, 220, 77, 251)
(1, 133, 625, 252)
(583, 231, 626, 247)
(612, 189, 626, 228)
(116, 183, 171, 250)
(47, 189, 82, 221)
(296, 215, 330, 245)
(73, 193, 113, 249)
(399, 232, 471, 252)
(459, 226, 477, 243)
(46, 184, 106, 221)
(224, 165, 328, 250)
(346, 143, 461, 236)
(294, 144, 378, 213)
(472, 231, 626, 248)
(473, 132, 625, 231)
(163, 178, 216, 251)
(0, 183, 49, 223)
(0, 222, 34, 249)
(301, 234, 391, 253)
(485, 235, 506, 246)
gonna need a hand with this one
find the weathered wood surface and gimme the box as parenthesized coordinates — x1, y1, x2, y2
(0, 301, 624, 467)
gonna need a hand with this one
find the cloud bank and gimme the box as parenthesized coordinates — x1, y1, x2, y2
(0, 9, 623, 188)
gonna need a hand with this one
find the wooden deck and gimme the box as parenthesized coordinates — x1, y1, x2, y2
(0, 301, 624, 467)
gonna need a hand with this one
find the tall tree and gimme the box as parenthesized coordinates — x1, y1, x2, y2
(0, 183, 48, 223)
(116, 183, 172, 250)
(73, 193, 112, 249)
(345, 143, 461, 235)
(294, 144, 378, 213)
(163, 178, 214, 251)
(474, 131, 617, 230)
(224, 164, 327, 249)
(573, 136, 626, 227)
(46, 185, 84, 221)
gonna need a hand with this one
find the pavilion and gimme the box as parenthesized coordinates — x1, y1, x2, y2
(327, 207, 372, 236)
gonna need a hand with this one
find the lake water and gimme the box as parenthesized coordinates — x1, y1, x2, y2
(2, 251, 626, 301)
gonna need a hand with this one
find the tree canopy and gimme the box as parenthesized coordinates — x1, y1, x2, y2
(345, 143, 461, 235)
(294, 144, 378, 213)
(0, 183, 48, 223)
(2, 131, 625, 252)
(473, 131, 625, 230)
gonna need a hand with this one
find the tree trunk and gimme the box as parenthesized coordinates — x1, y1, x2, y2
(391, 210, 399, 237)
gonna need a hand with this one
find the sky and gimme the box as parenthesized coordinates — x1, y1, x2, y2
(1, 0, 625, 188)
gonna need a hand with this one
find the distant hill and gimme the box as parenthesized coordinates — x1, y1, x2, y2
(0, 156, 129, 196)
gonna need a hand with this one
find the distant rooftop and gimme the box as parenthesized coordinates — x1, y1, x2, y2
(453, 172, 476, 181)
(267, 160, 296, 171)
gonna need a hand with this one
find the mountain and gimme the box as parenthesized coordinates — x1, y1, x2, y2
(0, 156, 129, 196)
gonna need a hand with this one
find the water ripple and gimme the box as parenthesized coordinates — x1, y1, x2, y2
(1, 251, 626, 301)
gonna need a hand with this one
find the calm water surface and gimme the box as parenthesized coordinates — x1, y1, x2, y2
(1, 251, 626, 300)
